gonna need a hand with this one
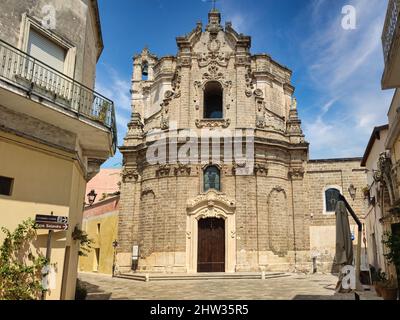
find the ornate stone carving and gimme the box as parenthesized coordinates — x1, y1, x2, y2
(203, 63, 224, 81)
(195, 118, 231, 129)
(122, 168, 139, 183)
(245, 65, 254, 97)
(172, 71, 182, 98)
(231, 161, 248, 175)
(156, 164, 171, 177)
(265, 111, 286, 133)
(256, 115, 266, 128)
(193, 81, 202, 110)
(141, 188, 155, 199)
(174, 163, 191, 176)
(164, 90, 174, 99)
(270, 186, 286, 196)
(254, 163, 268, 176)
(254, 88, 264, 97)
(187, 190, 236, 215)
(198, 45, 230, 69)
(160, 115, 169, 130)
(235, 56, 250, 66)
(224, 80, 233, 96)
(206, 10, 223, 35)
(288, 167, 305, 180)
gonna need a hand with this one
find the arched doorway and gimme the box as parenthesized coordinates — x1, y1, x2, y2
(197, 218, 225, 272)
(186, 190, 236, 273)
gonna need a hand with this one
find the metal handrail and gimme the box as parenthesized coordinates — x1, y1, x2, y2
(0, 38, 117, 153)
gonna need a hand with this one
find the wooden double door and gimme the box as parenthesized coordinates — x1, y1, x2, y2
(197, 218, 225, 272)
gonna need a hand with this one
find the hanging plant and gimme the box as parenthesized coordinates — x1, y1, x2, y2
(72, 226, 93, 257)
(361, 186, 370, 199)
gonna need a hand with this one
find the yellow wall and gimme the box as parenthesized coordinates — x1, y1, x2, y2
(79, 211, 118, 275)
(0, 131, 86, 300)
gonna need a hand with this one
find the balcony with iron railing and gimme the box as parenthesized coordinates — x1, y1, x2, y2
(0, 39, 117, 153)
(382, 0, 400, 89)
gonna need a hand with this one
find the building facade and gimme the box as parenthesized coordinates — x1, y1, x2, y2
(373, 0, 400, 282)
(361, 125, 389, 273)
(79, 169, 120, 275)
(0, 0, 116, 299)
(116, 10, 366, 275)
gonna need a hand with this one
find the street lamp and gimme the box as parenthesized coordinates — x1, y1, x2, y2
(87, 189, 97, 206)
(112, 240, 118, 277)
(348, 184, 357, 201)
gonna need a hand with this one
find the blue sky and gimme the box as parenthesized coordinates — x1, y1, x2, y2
(96, 0, 393, 168)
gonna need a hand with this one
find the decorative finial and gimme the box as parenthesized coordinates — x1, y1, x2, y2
(291, 97, 297, 110)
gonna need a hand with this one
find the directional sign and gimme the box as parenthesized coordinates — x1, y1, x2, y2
(35, 222, 68, 231)
(35, 214, 68, 224)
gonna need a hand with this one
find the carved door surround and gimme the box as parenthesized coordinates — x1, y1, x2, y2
(186, 190, 236, 273)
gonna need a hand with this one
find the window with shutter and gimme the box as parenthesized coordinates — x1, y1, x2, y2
(27, 29, 66, 73)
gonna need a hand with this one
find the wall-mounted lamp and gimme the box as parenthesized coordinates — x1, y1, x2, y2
(87, 189, 97, 206)
(348, 184, 357, 201)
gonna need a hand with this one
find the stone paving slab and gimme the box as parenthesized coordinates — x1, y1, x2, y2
(78, 272, 381, 300)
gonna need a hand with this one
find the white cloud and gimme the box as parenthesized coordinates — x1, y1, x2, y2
(301, 0, 393, 159)
(219, 1, 254, 35)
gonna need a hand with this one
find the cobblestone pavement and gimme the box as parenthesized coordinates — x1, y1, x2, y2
(78, 272, 371, 300)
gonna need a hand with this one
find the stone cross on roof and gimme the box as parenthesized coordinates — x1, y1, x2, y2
(207, 0, 219, 11)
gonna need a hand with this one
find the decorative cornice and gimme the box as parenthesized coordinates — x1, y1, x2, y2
(195, 118, 231, 129)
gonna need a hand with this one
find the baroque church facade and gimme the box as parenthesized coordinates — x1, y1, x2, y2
(116, 10, 367, 274)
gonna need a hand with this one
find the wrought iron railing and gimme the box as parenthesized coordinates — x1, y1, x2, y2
(382, 0, 400, 64)
(0, 39, 117, 153)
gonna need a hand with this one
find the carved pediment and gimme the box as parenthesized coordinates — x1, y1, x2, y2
(187, 190, 236, 215)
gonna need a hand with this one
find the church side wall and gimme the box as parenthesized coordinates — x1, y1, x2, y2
(305, 159, 367, 273)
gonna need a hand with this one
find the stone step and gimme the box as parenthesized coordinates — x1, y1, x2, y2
(115, 272, 290, 282)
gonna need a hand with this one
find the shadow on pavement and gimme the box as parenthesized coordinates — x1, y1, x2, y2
(79, 279, 112, 300)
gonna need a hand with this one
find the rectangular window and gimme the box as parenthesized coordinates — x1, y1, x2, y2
(27, 29, 66, 73)
(0, 176, 14, 196)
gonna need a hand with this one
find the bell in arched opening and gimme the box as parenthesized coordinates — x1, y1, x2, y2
(141, 62, 149, 77)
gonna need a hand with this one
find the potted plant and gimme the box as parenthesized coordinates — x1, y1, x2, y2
(370, 268, 385, 297)
(382, 231, 400, 300)
(381, 276, 398, 300)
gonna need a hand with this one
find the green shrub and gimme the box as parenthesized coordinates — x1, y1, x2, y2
(0, 219, 47, 300)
